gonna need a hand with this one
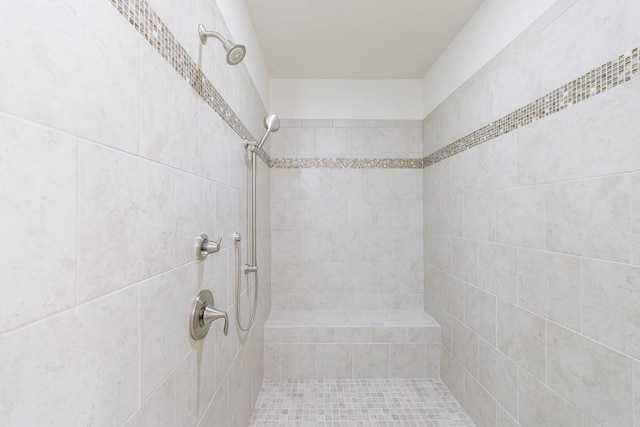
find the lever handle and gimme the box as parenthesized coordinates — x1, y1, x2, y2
(190, 290, 229, 340)
(195, 234, 221, 260)
(202, 305, 229, 336)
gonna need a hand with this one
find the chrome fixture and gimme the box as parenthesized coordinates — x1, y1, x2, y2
(235, 113, 280, 331)
(198, 24, 246, 65)
(195, 234, 221, 261)
(190, 289, 228, 340)
(255, 114, 280, 150)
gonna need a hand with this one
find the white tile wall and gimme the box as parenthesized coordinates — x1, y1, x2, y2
(423, 1, 640, 426)
(0, 0, 270, 426)
(271, 139, 424, 309)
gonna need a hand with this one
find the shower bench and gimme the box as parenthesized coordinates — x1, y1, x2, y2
(263, 309, 441, 380)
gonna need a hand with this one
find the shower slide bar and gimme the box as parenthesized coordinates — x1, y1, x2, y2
(234, 114, 280, 331)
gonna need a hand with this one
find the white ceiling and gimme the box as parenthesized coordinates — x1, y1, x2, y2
(245, 0, 484, 80)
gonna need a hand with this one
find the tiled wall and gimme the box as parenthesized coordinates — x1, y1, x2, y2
(422, 0, 640, 426)
(0, 1, 270, 426)
(269, 120, 424, 310)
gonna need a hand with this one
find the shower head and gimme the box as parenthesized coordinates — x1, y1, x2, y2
(256, 114, 280, 150)
(198, 24, 246, 66)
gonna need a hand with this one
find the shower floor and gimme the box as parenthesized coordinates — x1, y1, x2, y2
(249, 378, 475, 427)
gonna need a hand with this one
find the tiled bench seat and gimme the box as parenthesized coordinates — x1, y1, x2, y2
(264, 310, 441, 381)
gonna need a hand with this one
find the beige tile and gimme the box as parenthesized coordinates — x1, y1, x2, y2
(442, 348, 465, 404)
(124, 376, 174, 427)
(546, 175, 632, 263)
(496, 404, 518, 427)
(77, 142, 175, 301)
(198, 101, 229, 184)
(465, 285, 497, 345)
(279, 344, 316, 380)
(452, 238, 479, 285)
(0, 287, 138, 426)
(0, 0, 140, 153)
(582, 259, 640, 360)
(172, 351, 199, 426)
(175, 173, 217, 266)
(140, 264, 198, 399)
(478, 242, 517, 303)
(518, 369, 581, 427)
(139, 42, 198, 172)
(464, 192, 496, 241)
(0, 116, 76, 333)
(633, 173, 640, 266)
(517, 109, 582, 185)
(518, 249, 582, 331)
(497, 300, 545, 380)
(199, 378, 228, 427)
(390, 344, 427, 378)
(479, 341, 517, 418)
(315, 127, 347, 158)
(431, 234, 453, 273)
(496, 186, 546, 249)
(270, 169, 300, 200)
(317, 344, 353, 379)
(425, 343, 442, 378)
(263, 344, 279, 380)
(464, 374, 497, 427)
(431, 159, 452, 199)
(634, 361, 640, 427)
(452, 319, 478, 378)
(353, 344, 389, 379)
(433, 196, 464, 237)
(547, 322, 634, 426)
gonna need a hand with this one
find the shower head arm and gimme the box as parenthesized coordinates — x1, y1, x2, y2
(198, 24, 231, 49)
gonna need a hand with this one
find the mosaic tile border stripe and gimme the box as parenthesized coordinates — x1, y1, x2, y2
(270, 158, 423, 169)
(107, 0, 258, 144)
(106, 0, 639, 170)
(423, 47, 640, 167)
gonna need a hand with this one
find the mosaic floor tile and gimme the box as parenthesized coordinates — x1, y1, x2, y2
(249, 379, 475, 427)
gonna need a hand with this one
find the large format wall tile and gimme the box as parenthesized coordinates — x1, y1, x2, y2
(423, 1, 640, 425)
(464, 374, 497, 427)
(478, 243, 517, 303)
(0, 115, 77, 333)
(496, 301, 545, 381)
(517, 249, 581, 331)
(478, 341, 517, 418)
(582, 259, 640, 360)
(518, 369, 581, 427)
(546, 175, 632, 263)
(0, 287, 138, 427)
(139, 264, 198, 400)
(77, 142, 176, 301)
(495, 186, 545, 249)
(464, 286, 496, 345)
(546, 322, 634, 427)
(139, 42, 199, 173)
(0, 0, 140, 153)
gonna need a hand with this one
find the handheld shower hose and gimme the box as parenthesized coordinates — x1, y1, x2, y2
(235, 114, 280, 331)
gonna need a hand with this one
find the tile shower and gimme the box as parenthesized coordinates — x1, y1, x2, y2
(1, 1, 639, 427)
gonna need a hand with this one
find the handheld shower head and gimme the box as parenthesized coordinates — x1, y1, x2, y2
(198, 24, 246, 66)
(256, 114, 280, 150)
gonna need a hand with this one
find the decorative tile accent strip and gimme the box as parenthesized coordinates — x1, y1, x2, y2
(423, 47, 640, 167)
(254, 147, 271, 167)
(106, 0, 260, 146)
(104, 0, 639, 171)
(270, 158, 423, 169)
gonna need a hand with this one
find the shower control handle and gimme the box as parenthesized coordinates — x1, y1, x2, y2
(195, 234, 221, 260)
(190, 289, 228, 340)
(202, 305, 229, 336)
